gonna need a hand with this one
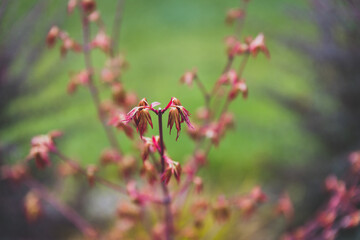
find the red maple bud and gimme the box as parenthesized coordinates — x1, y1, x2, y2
(124, 98, 159, 137)
(141, 161, 157, 184)
(67, 70, 91, 94)
(276, 192, 294, 220)
(46, 26, 60, 48)
(1, 164, 27, 183)
(108, 112, 134, 139)
(236, 196, 256, 216)
(57, 162, 78, 177)
(165, 97, 193, 140)
(140, 136, 160, 161)
(341, 211, 360, 229)
(119, 155, 137, 178)
(187, 123, 202, 141)
(194, 150, 207, 166)
(249, 33, 270, 58)
(100, 148, 122, 165)
(196, 107, 211, 120)
(219, 112, 235, 130)
(250, 186, 267, 203)
(228, 78, 248, 100)
(67, 0, 77, 14)
(212, 195, 231, 222)
(111, 82, 126, 104)
(60, 37, 82, 57)
(161, 156, 182, 184)
(126, 181, 144, 204)
(117, 202, 142, 222)
(88, 10, 100, 22)
(217, 69, 238, 86)
(24, 191, 42, 223)
(86, 165, 98, 187)
(179, 69, 197, 87)
(349, 151, 360, 173)
(225, 8, 245, 25)
(193, 176, 203, 194)
(101, 68, 116, 83)
(27, 131, 61, 169)
(91, 30, 111, 53)
(81, 0, 96, 13)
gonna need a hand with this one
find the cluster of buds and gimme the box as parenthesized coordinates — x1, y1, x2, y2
(101, 55, 128, 84)
(199, 113, 234, 146)
(216, 69, 248, 100)
(67, 70, 91, 94)
(108, 112, 134, 138)
(225, 8, 245, 25)
(27, 131, 62, 169)
(46, 26, 82, 57)
(282, 151, 360, 240)
(225, 33, 270, 58)
(212, 195, 231, 222)
(235, 186, 267, 217)
(165, 97, 193, 140)
(1, 164, 28, 183)
(161, 156, 182, 184)
(99, 148, 122, 165)
(179, 69, 197, 87)
(140, 136, 160, 161)
(68, 0, 97, 14)
(91, 30, 111, 53)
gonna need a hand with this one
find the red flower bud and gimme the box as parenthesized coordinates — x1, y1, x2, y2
(81, 0, 96, 13)
(161, 156, 182, 184)
(108, 112, 134, 139)
(46, 26, 60, 48)
(91, 30, 111, 53)
(225, 8, 245, 25)
(249, 33, 270, 58)
(100, 148, 122, 165)
(67, 0, 77, 14)
(123, 98, 159, 137)
(179, 69, 197, 87)
(212, 195, 230, 222)
(1, 164, 27, 183)
(165, 97, 193, 140)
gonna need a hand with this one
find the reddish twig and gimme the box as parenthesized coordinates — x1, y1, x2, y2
(79, 7, 122, 154)
(157, 109, 175, 240)
(25, 177, 98, 238)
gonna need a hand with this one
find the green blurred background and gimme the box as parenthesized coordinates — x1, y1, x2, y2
(1, 0, 316, 189)
(3, 0, 360, 239)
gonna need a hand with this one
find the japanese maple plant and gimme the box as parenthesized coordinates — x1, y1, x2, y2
(6, 0, 360, 239)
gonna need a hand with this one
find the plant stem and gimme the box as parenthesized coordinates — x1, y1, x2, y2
(26, 178, 98, 238)
(110, 0, 125, 57)
(158, 109, 174, 240)
(80, 8, 122, 154)
(55, 151, 127, 194)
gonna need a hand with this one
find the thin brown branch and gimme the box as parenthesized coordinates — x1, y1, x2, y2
(110, 0, 125, 57)
(79, 7, 122, 154)
(55, 151, 127, 194)
(25, 178, 98, 238)
(158, 109, 175, 240)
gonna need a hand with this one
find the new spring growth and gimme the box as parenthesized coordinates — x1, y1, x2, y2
(120, 97, 193, 140)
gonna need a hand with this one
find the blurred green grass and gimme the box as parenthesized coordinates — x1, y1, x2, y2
(2, 0, 320, 187)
